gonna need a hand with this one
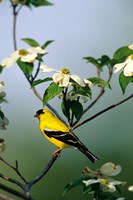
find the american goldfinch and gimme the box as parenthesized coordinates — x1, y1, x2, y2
(34, 109, 98, 163)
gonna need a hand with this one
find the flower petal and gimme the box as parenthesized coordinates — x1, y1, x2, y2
(100, 162, 122, 176)
(70, 74, 85, 87)
(128, 44, 133, 50)
(123, 60, 133, 76)
(1, 56, 17, 68)
(83, 179, 99, 186)
(114, 60, 128, 73)
(84, 79, 93, 87)
(21, 51, 37, 63)
(28, 47, 48, 55)
(40, 65, 59, 73)
(128, 186, 133, 192)
(53, 73, 70, 87)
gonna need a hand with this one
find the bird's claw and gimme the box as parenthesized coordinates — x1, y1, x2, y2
(52, 149, 61, 157)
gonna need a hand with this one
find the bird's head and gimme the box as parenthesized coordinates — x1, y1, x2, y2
(34, 109, 52, 120)
(34, 109, 45, 119)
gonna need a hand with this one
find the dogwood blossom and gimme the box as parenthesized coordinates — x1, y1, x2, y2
(1, 47, 47, 68)
(83, 178, 124, 193)
(40, 65, 87, 87)
(114, 54, 133, 76)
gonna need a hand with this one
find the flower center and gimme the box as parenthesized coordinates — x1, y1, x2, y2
(18, 49, 28, 56)
(130, 54, 133, 60)
(60, 68, 70, 74)
(12, 0, 26, 3)
(101, 178, 109, 184)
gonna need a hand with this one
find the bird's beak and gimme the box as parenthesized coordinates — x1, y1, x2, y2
(34, 113, 39, 118)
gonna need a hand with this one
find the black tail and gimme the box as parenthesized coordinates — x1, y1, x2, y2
(78, 146, 99, 163)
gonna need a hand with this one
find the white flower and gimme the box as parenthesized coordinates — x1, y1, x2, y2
(40, 65, 86, 87)
(83, 178, 124, 193)
(102, 180, 123, 192)
(128, 186, 133, 192)
(114, 54, 133, 76)
(1, 47, 47, 68)
(100, 162, 122, 176)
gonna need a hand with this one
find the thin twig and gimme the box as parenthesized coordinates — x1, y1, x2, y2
(28, 154, 59, 187)
(0, 154, 59, 199)
(73, 93, 133, 130)
(0, 193, 15, 200)
(0, 157, 27, 184)
(0, 184, 33, 200)
(32, 61, 41, 82)
(72, 67, 113, 127)
(84, 67, 113, 114)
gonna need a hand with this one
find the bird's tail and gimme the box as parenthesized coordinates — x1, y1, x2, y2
(78, 146, 99, 163)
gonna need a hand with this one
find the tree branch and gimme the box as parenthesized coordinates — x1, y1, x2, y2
(72, 66, 113, 127)
(28, 154, 59, 188)
(73, 93, 133, 130)
(0, 183, 32, 200)
(0, 154, 59, 199)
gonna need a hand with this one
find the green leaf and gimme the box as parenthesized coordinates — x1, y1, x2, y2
(30, 0, 53, 7)
(0, 110, 4, 120)
(84, 56, 101, 70)
(63, 176, 90, 196)
(119, 72, 133, 94)
(0, 65, 3, 73)
(113, 46, 133, 60)
(69, 101, 83, 120)
(99, 55, 111, 67)
(32, 77, 52, 87)
(88, 77, 111, 89)
(61, 100, 70, 119)
(74, 86, 92, 98)
(17, 60, 34, 76)
(0, 91, 6, 104)
(43, 82, 63, 105)
(22, 38, 40, 47)
(41, 40, 54, 49)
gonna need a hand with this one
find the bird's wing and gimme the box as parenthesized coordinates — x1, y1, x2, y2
(44, 128, 79, 147)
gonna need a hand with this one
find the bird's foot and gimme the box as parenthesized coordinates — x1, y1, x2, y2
(52, 148, 61, 157)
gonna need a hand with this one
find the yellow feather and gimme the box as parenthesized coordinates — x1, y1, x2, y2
(38, 109, 70, 149)
(35, 108, 98, 163)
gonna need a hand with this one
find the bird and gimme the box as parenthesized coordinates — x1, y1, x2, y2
(34, 109, 98, 163)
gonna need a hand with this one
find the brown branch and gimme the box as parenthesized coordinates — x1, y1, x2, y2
(73, 93, 133, 130)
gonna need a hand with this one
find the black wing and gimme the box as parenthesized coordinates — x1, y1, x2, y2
(44, 128, 99, 163)
(44, 129, 79, 147)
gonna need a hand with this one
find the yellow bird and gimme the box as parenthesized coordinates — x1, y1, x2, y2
(34, 109, 98, 163)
